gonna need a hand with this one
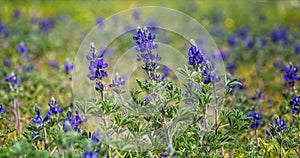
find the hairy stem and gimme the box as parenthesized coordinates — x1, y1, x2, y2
(13, 97, 22, 133)
(204, 104, 208, 130)
(255, 129, 259, 147)
(42, 124, 47, 150)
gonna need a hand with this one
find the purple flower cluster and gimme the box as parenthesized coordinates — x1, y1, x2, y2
(31, 105, 51, 125)
(161, 148, 178, 158)
(18, 43, 28, 54)
(5, 72, 20, 86)
(3, 58, 11, 67)
(17, 43, 30, 60)
(132, 27, 161, 81)
(290, 95, 300, 114)
(65, 110, 87, 130)
(84, 151, 98, 158)
(109, 75, 125, 88)
(49, 60, 59, 69)
(63, 60, 75, 74)
(252, 90, 265, 100)
(0, 104, 6, 114)
(227, 62, 237, 74)
(0, 20, 10, 37)
(247, 111, 263, 129)
(277, 119, 287, 131)
(133, 27, 158, 53)
(266, 118, 287, 136)
(47, 97, 63, 115)
(202, 65, 221, 84)
(86, 43, 108, 81)
(187, 42, 206, 68)
(282, 63, 299, 86)
(271, 28, 289, 43)
(39, 18, 55, 33)
(92, 133, 100, 143)
(133, 27, 160, 63)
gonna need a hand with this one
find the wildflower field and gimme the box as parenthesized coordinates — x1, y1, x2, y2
(1, 1, 300, 157)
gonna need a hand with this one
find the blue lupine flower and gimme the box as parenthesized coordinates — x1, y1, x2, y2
(67, 110, 87, 130)
(32, 105, 51, 125)
(294, 44, 300, 54)
(145, 96, 151, 102)
(247, 112, 263, 129)
(161, 66, 172, 80)
(219, 50, 230, 60)
(84, 151, 98, 158)
(132, 27, 158, 53)
(277, 119, 286, 131)
(32, 132, 40, 138)
(266, 130, 270, 136)
(0, 21, 10, 37)
(3, 58, 11, 67)
(247, 112, 263, 120)
(281, 63, 299, 86)
(48, 97, 63, 115)
(188, 41, 206, 67)
(96, 17, 104, 26)
(271, 28, 289, 43)
(137, 52, 161, 63)
(87, 43, 108, 81)
(18, 43, 28, 54)
(49, 60, 59, 69)
(95, 81, 105, 92)
(132, 27, 161, 81)
(32, 115, 43, 125)
(252, 90, 265, 100)
(161, 147, 177, 158)
(290, 95, 300, 114)
(245, 38, 255, 49)
(43, 114, 51, 122)
(63, 60, 74, 74)
(109, 75, 125, 87)
(92, 133, 100, 143)
(39, 18, 55, 33)
(32, 106, 43, 125)
(201, 65, 221, 84)
(227, 62, 237, 74)
(0, 104, 6, 114)
(236, 27, 249, 40)
(0, 21, 4, 33)
(228, 35, 237, 47)
(5, 73, 20, 86)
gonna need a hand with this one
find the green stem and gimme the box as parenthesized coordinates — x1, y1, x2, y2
(42, 124, 47, 150)
(280, 143, 283, 158)
(255, 129, 259, 147)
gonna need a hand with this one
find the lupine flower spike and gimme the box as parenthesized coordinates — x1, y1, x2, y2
(133, 27, 161, 81)
(86, 42, 109, 100)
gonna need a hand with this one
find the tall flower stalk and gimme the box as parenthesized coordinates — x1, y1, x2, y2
(86, 42, 108, 101)
(5, 72, 22, 133)
(132, 27, 161, 81)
